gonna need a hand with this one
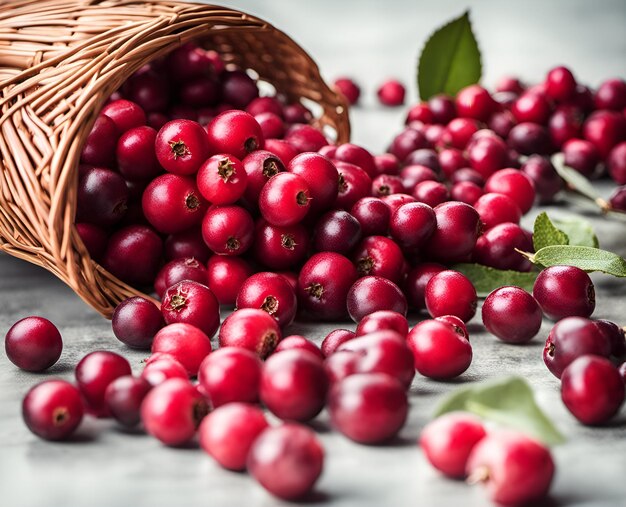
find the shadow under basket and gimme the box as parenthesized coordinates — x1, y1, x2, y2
(0, 0, 350, 318)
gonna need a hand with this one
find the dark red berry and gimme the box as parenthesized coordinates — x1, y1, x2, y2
(545, 66, 577, 101)
(425, 202, 481, 263)
(220, 70, 258, 108)
(161, 280, 220, 339)
(511, 92, 552, 124)
(80, 115, 119, 167)
(321, 329, 356, 357)
(607, 142, 626, 184)
(594, 78, 626, 111)
(5, 316, 62, 372)
(218, 309, 282, 359)
(236, 272, 297, 327)
(520, 155, 563, 204)
(533, 265, 595, 320)
(352, 235, 405, 284)
(77, 167, 128, 227)
(428, 95, 457, 124)
(112, 297, 163, 350)
(164, 228, 211, 263)
(347, 276, 407, 322)
(425, 270, 477, 323)
(285, 124, 328, 153)
(456, 85, 496, 122)
(335, 162, 373, 209)
(473, 222, 533, 271)
(562, 138, 600, 177)
(155, 119, 209, 175)
(206, 255, 252, 305)
(583, 110, 626, 158)
(313, 210, 362, 255)
(104, 375, 152, 427)
(154, 258, 208, 299)
(241, 150, 285, 206)
(482, 286, 542, 343)
(255, 219, 309, 269)
(404, 263, 445, 310)
(350, 197, 391, 236)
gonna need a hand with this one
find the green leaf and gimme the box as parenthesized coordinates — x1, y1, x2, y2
(533, 212, 569, 251)
(453, 263, 537, 297)
(551, 217, 599, 248)
(526, 245, 626, 277)
(434, 377, 566, 446)
(551, 154, 609, 211)
(417, 11, 482, 100)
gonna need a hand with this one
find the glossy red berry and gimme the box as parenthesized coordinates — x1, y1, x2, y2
(289, 152, 339, 215)
(474, 192, 522, 230)
(373, 153, 401, 175)
(595, 78, 626, 111)
(116, 126, 161, 181)
(101, 99, 146, 132)
(473, 222, 533, 272)
(562, 138, 600, 177)
(22, 380, 84, 440)
(240, 150, 285, 206)
(482, 287, 542, 344)
(425, 201, 481, 263)
(5, 316, 62, 372)
(154, 258, 208, 299)
(333, 143, 377, 177)
(285, 124, 328, 153)
(484, 168, 535, 214)
(80, 115, 119, 167)
(594, 319, 626, 358)
(350, 197, 391, 236)
(548, 105, 583, 148)
(218, 309, 282, 359)
(404, 263, 445, 310)
(583, 110, 626, 158)
(321, 329, 356, 357)
(201, 205, 254, 256)
(164, 228, 211, 263)
(220, 70, 258, 108)
(141, 356, 188, 386)
(152, 322, 212, 376)
(511, 92, 552, 124)
(356, 311, 409, 338)
(352, 235, 405, 284)
(236, 272, 297, 327)
(347, 276, 407, 322)
(456, 85, 496, 122)
(206, 110, 264, 159)
(334, 77, 361, 105)
(467, 133, 509, 179)
(335, 162, 373, 209)
(428, 94, 457, 124)
(545, 66, 577, 101)
(196, 154, 248, 205)
(259, 172, 311, 226)
(608, 142, 626, 184)
(425, 270, 477, 323)
(155, 120, 209, 175)
(377, 79, 405, 106)
(205, 255, 252, 305)
(312, 210, 361, 255)
(77, 167, 128, 227)
(420, 412, 486, 479)
(199, 403, 268, 471)
(104, 375, 152, 427)
(520, 155, 563, 203)
(533, 265, 595, 320)
(412, 181, 450, 208)
(112, 297, 163, 350)
(255, 220, 309, 269)
(161, 280, 220, 339)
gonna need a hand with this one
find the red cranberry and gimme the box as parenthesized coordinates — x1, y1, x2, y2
(334, 77, 361, 105)
(407, 320, 473, 379)
(350, 197, 391, 236)
(444, 118, 480, 149)
(220, 70, 258, 108)
(161, 280, 220, 339)
(438, 148, 467, 179)
(545, 66, 577, 101)
(333, 143, 377, 177)
(22, 380, 84, 440)
(288, 152, 339, 214)
(236, 272, 297, 327)
(372, 174, 404, 197)
(474, 192, 522, 230)
(169, 104, 198, 121)
(562, 138, 600, 177)
(112, 297, 163, 350)
(405, 148, 441, 172)
(282, 102, 313, 124)
(321, 329, 355, 357)
(404, 263, 445, 310)
(142, 174, 205, 234)
(347, 276, 407, 322)
(329, 373, 408, 443)
(428, 94, 457, 124)
(197, 347, 262, 407)
(373, 153, 401, 175)
(103, 226, 163, 286)
(259, 173, 311, 226)
(179, 76, 219, 107)
(255, 112, 285, 139)
(451, 168, 485, 186)
(255, 219, 309, 269)
(154, 258, 208, 298)
(312, 210, 361, 255)
(205, 255, 252, 305)
(533, 265, 595, 320)
(548, 105, 583, 148)
(285, 124, 328, 153)
(248, 423, 324, 500)
(387, 128, 430, 163)
(482, 286, 542, 344)
(583, 110, 626, 158)
(420, 412, 486, 478)
(318, 144, 337, 158)
(511, 92, 552, 124)
(561, 355, 625, 425)
(104, 375, 151, 427)
(126, 69, 170, 112)
(473, 222, 533, 271)
(456, 85, 496, 122)
(411, 180, 449, 207)
(488, 110, 517, 139)
(594, 78, 626, 111)
(141, 356, 188, 386)
(297, 252, 358, 321)
(80, 115, 119, 167)
(116, 126, 161, 181)
(154, 120, 209, 175)
(406, 103, 433, 124)
(425, 202, 481, 263)
(607, 142, 626, 184)
(520, 155, 563, 203)
(165, 228, 211, 263)
(466, 431, 555, 506)
(335, 162, 373, 209)
(75, 351, 131, 417)
(356, 310, 409, 338)
(77, 167, 128, 227)
(508, 122, 552, 155)
(199, 403, 268, 471)
(241, 150, 285, 206)
(353, 235, 405, 284)
(201, 205, 254, 256)
(76, 223, 108, 261)
(101, 99, 146, 132)
(152, 322, 212, 376)
(389, 202, 436, 251)
(400, 165, 439, 191)
(246, 96, 284, 117)
(141, 378, 208, 446)
(594, 319, 626, 359)
(467, 134, 509, 179)
(451, 181, 483, 205)
(5, 316, 62, 372)
(495, 76, 525, 94)
(381, 193, 419, 214)
(436, 315, 470, 341)
(206, 110, 264, 159)
(166, 43, 212, 81)
(377, 79, 405, 106)
(196, 154, 248, 205)
(425, 270, 477, 323)
(219, 309, 282, 358)
(275, 335, 323, 359)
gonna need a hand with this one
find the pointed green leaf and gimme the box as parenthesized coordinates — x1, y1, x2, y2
(533, 212, 569, 251)
(434, 377, 566, 446)
(530, 245, 626, 277)
(453, 263, 538, 297)
(552, 153, 602, 202)
(417, 11, 482, 100)
(551, 217, 599, 248)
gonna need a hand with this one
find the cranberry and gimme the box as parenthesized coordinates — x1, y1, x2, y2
(205, 255, 252, 305)
(248, 423, 324, 500)
(352, 235, 405, 284)
(383, 192, 419, 217)
(318, 145, 337, 158)
(371, 174, 404, 197)
(152, 322, 212, 376)
(377, 79, 405, 106)
(387, 128, 430, 163)
(166, 43, 212, 81)
(428, 94, 457, 124)
(154, 258, 208, 298)
(321, 329, 355, 357)
(101, 99, 146, 132)
(112, 297, 163, 350)
(246, 96, 284, 117)
(425, 202, 481, 263)
(350, 197, 391, 236)
(283, 102, 313, 124)
(356, 310, 409, 338)
(141, 378, 208, 446)
(127, 69, 170, 112)
(165, 228, 211, 263)
(334, 77, 361, 105)
(482, 286, 542, 344)
(116, 126, 160, 181)
(274, 335, 323, 358)
(197, 347, 262, 407)
(435, 315, 470, 341)
(255, 112, 285, 139)
(80, 115, 119, 167)
(561, 355, 625, 425)
(259, 172, 311, 226)
(297, 252, 358, 320)
(312, 210, 361, 255)
(456, 85, 496, 122)
(533, 265, 595, 320)
(410, 180, 447, 207)
(508, 122, 552, 155)
(104, 375, 151, 427)
(77, 167, 128, 227)
(22, 380, 84, 440)
(420, 412, 486, 478)
(333, 143, 377, 177)
(543, 317, 612, 378)
(583, 110, 626, 158)
(594, 319, 626, 358)
(404, 263, 445, 310)
(347, 276, 407, 322)
(201, 205, 254, 256)
(407, 319, 472, 379)
(141, 356, 188, 386)
(154, 120, 208, 175)
(329, 373, 408, 443)
(335, 162, 373, 209)
(220, 70, 258, 108)
(488, 110, 517, 139)
(400, 165, 439, 191)
(495, 76, 525, 94)
(75, 351, 131, 417)
(562, 138, 600, 177)
(196, 154, 248, 205)
(219, 308, 282, 358)
(607, 142, 626, 184)
(253, 219, 307, 269)
(76, 223, 108, 261)
(199, 403, 268, 471)
(474, 193, 522, 230)
(548, 106, 583, 148)
(466, 431, 555, 506)
(467, 134, 509, 179)
(284, 124, 328, 153)
(142, 174, 205, 234)
(388, 202, 436, 252)
(473, 222, 533, 271)
(511, 92, 552, 124)
(405, 103, 433, 124)
(288, 152, 339, 214)
(438, 148, 467, 179)
(5, 316, 62, 372)
(425, 270, 477, 323)
(449, 181, 481, 205)
(236, 272, 297, 327)
(405, 148, 441, 172)
(161, 280, 220, 338)
(444, 118, 480, 149)
(545, 66, 577, 101)
(241, 150, 285, 206)
(179, 76, 219, 107)
(206, 110, 264, 159)
(373, 153, 401, 175)
(520, 155, 563, 203)
(594, 78, 626, 111)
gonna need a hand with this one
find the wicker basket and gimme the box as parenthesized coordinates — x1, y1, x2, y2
(0, 0, 350, 317)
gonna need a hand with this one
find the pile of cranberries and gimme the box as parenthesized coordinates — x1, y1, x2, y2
(4, 40, 626, 503)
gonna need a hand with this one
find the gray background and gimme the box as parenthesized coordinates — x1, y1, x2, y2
(1, 1, 626, 506)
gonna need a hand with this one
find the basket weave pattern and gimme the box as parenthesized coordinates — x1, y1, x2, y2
(0, 0, 350, 317)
